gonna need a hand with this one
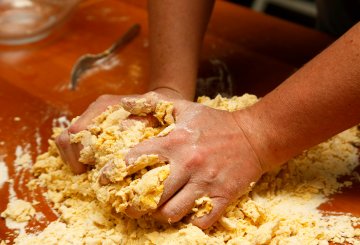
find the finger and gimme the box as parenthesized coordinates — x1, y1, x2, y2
(125, 137, 190, 204)
(152, 183, 204, 223)
(98, 162, 115, 185)
(156, 164, 190, 207)
(129, 115, 160, 128)
(120, 115, 160, 131)
(120, 97, 156, 116)
(70, 95, 125, 133)
(124, 165, 189, 219)
(190, 196, 230, 229)
(125, 137, 169, 166)
(98, 173, 110, 185)
(124, 206, 147, 219)
(98, 134, 169, 185)
(55, 129, 87, 174)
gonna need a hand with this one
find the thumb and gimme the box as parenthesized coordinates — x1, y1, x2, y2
(98, 136, 169, 185)
(70, 95, 127, 133)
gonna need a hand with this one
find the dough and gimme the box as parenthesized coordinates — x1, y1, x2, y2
(68, 101, 180, 214)
(12, 94, 360, 244)
(1, 199, 35, 222)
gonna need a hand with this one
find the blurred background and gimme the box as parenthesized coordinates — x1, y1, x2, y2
(230, 0, 316, 28)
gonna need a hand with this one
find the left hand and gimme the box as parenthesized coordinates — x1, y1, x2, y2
(55, 88, 184, 174)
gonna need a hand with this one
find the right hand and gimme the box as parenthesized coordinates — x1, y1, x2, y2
(115, 98, 264, 229)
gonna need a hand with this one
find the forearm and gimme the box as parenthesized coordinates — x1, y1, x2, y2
(237, 22, 360, 170)
(148, 0, 214, 100)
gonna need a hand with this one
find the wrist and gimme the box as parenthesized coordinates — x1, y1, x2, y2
(149, 86, 193, 101)
(232, 107, 282, 172)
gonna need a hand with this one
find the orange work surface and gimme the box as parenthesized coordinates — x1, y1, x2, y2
(0, 0, 359, 243)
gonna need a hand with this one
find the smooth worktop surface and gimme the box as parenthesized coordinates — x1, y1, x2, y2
(1, 0, 358, 243)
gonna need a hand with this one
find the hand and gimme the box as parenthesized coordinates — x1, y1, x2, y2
(121, 99, 264, 229)
(55, 88, 184, 174)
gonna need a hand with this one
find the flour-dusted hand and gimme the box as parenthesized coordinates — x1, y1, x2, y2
(55, 95, 126, 173)
(55, 89, 184, 174)
(121, 99, 265, 229)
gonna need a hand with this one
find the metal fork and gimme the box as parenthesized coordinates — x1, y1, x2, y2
(69, 24, 141, 90)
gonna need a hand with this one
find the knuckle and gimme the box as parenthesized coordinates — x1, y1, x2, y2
(212, 185, 235, 201)
(188, 169, 220, 191)
(183, 148, 205, 170)
(171, 128, 191, 144)
(190, 149, 204, 164)
(216, 196, 230, 206)
(145, 91, 157, 99)
(206, 169, 219, 182)
(96, 94, 111, 103)
(158, 138, 172, 150)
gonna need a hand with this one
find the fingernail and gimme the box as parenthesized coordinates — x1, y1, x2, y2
(99, 174, 110, 185)
(98, 161, 116, 185)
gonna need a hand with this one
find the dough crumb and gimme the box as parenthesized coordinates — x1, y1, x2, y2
(68, 100, 174, 214)
(1, 199, 35, 222)
(191, 196, 213, 218)
(10, 94, 360, 244)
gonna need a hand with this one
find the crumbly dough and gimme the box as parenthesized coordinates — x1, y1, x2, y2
(68, 102, 178, 214)
(12, 94, 360, 244)
(191, 196, 214, 218)
(1, 199, 35, 222)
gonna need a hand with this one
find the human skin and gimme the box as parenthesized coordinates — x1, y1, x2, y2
(55, 0, 213, 173)
(56, 1, 360, 229)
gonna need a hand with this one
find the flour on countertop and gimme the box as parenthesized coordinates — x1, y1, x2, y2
(7, 94, 360, 244)
(65, 99, 195, 216)
(2, 175, 32, 235)
(14, 145, 32, 170)
(52, 116, 70, 129)
(0, 160, 8, 188)
(4, 218, 28, 235)
(35, 128, 42, 154)
(1, 199, 35, 223)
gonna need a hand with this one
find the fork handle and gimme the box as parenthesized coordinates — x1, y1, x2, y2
(107, 24, 141, 54)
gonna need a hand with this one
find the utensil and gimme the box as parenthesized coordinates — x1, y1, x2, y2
(70, 24, 141, 90)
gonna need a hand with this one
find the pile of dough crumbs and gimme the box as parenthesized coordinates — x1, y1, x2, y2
(5, 94, 360, 244)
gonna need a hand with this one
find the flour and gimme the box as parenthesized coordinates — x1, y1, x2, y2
(4, 219, 28, 235)
(0, 160, 8, 188)
(52, 116, 70, 129)
(1, 199, 35, 223)
(6, 94, 360, 244)
(14, 145, 32, 170)
(34, 128, 42, 154)
(2, 180, 32, 236)
(68, 101, 177, 214)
